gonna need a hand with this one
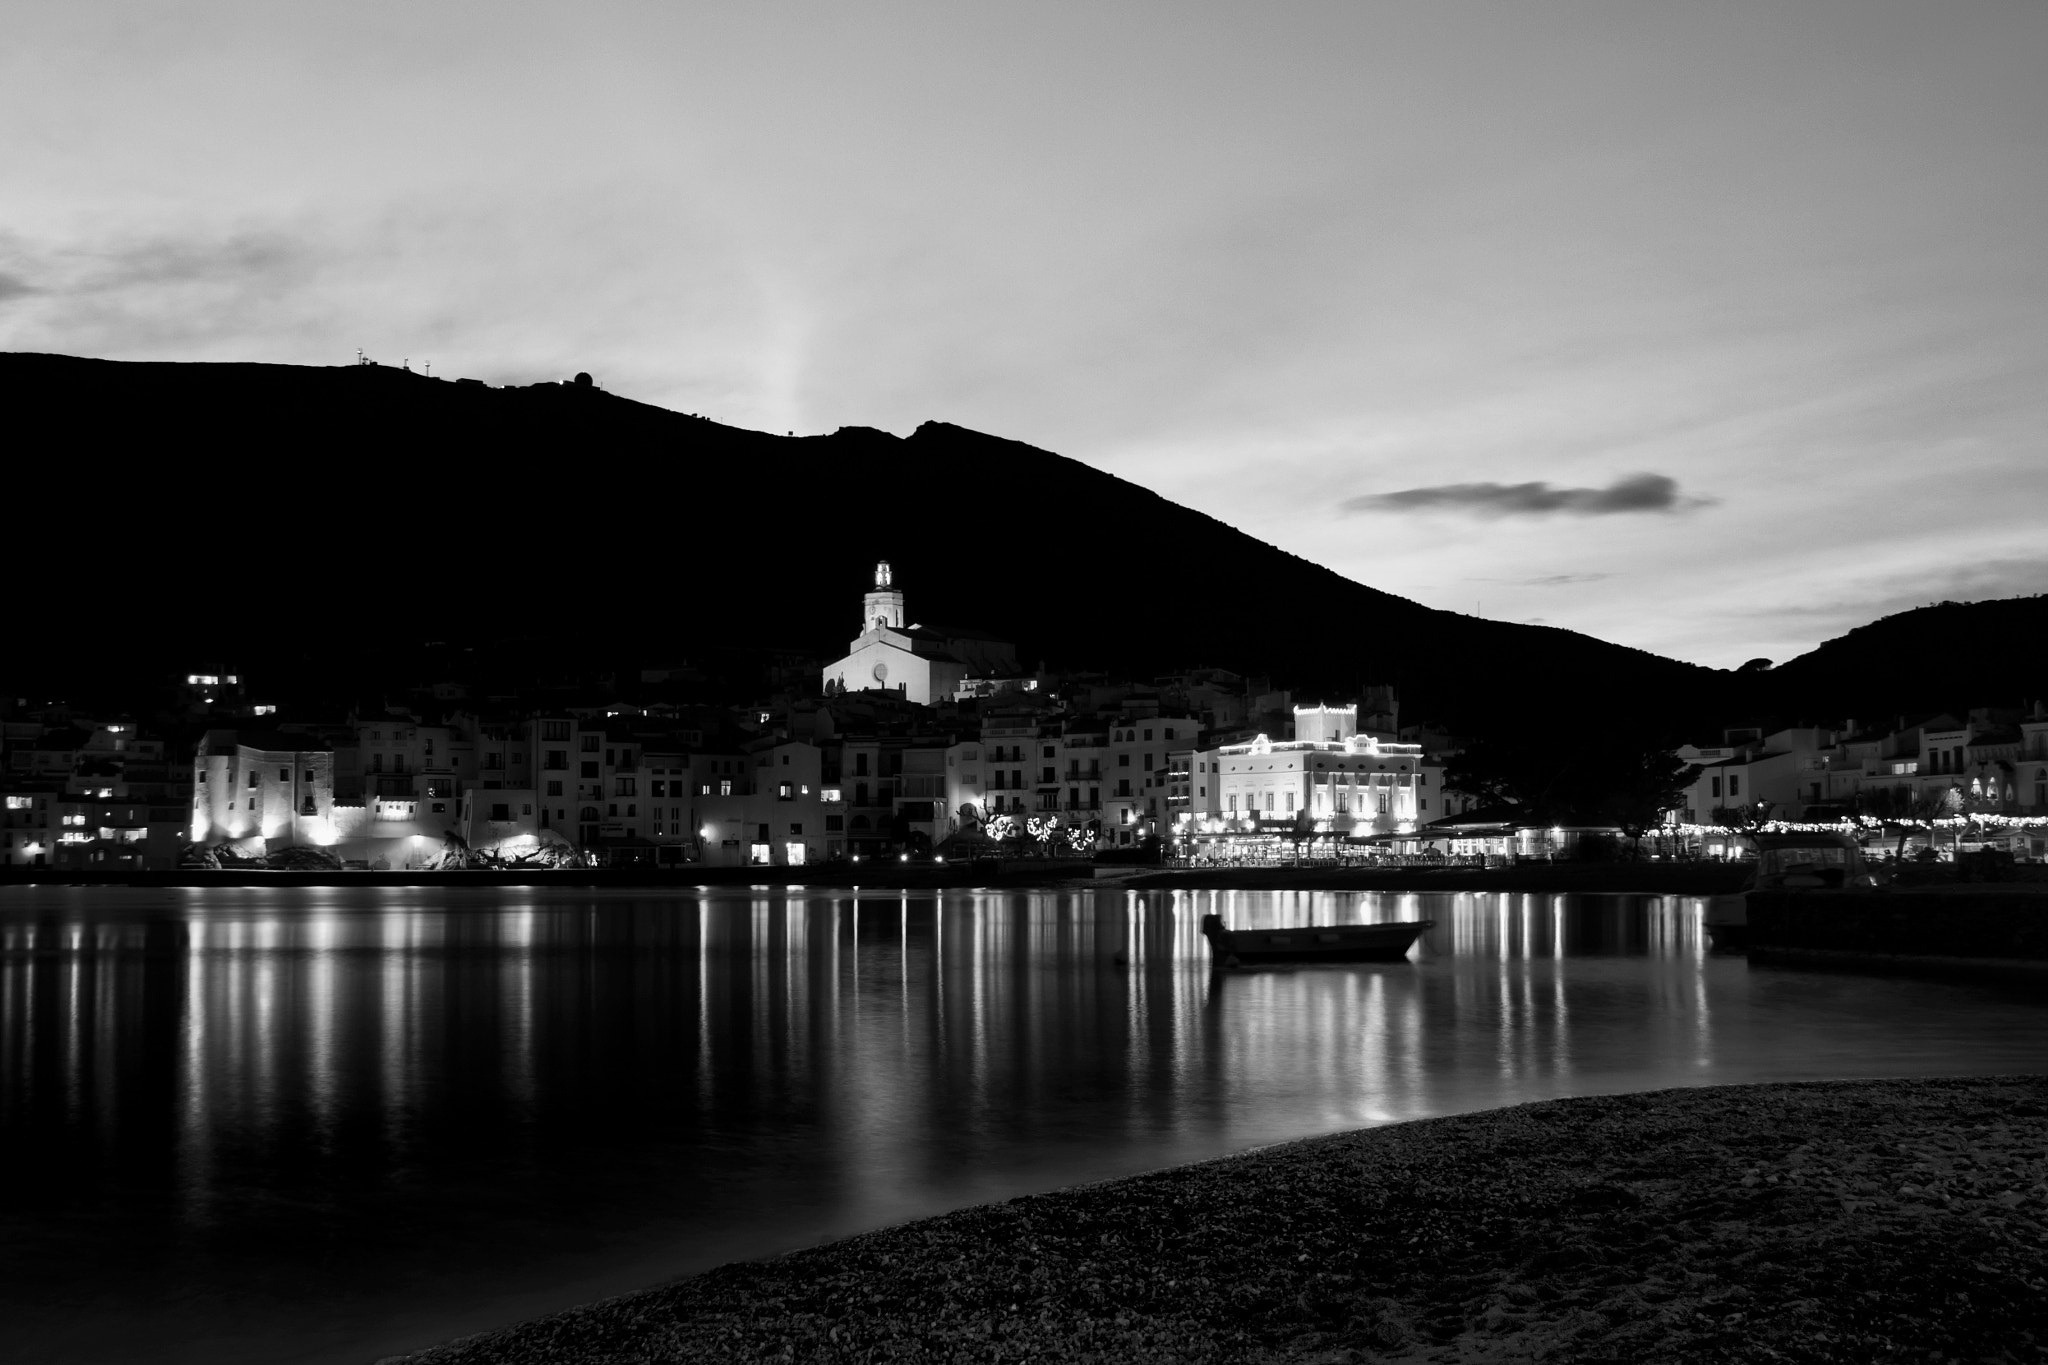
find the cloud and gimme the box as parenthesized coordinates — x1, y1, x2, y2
(0, 224, 328, 357)
(1341, 472, 1715, 517)
(1524, 573, 1613, 586)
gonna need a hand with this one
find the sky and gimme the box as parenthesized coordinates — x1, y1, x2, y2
(4, 1, 2044, 668)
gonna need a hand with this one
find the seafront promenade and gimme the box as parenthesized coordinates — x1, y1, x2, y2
(390, 1076, 2048, 1365)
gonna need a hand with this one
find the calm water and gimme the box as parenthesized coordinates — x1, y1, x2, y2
(4, 884, 2046, 1364)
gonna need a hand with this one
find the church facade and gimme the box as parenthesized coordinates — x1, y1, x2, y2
(821, 562, 1016, 706)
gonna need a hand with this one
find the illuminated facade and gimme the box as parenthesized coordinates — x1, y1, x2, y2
(1210, 727, 1424, 835)
(695, 739, 845, 865)
(821, 561, 1016, 707)
(190, 731, 337, 851)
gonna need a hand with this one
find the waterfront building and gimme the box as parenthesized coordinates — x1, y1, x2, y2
(695, 738, 844, 865)
(190, 730, 338, 853)
(1103, 713, 1199, 844)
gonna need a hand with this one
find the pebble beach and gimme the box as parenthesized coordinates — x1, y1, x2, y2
(390, 1076, 2048, 1364)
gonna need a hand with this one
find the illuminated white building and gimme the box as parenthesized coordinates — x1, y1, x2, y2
(190, 730, 337, 851)
(821, 561, 1015, 707)
(695, 739, 845, 865)
(1103, 714, 1200, 843)
(1210, 715, 1424, 836)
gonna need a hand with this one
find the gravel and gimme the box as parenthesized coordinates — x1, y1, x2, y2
(387, 1077, 2048, 1364)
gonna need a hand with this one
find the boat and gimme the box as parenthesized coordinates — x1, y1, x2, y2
(1704, 831, 1879, 950)
(1200, 912, 1431, 966)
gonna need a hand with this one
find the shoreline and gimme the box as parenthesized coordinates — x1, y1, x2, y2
(387, 1075, 2048, 1364)
(0, 861, 1752, 896)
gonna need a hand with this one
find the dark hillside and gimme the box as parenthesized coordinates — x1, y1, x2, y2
(1744, 597, 2048, 722)
(7, 353, 1722, 727)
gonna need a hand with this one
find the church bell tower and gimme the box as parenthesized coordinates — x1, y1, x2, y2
(862, 559, 905, 633)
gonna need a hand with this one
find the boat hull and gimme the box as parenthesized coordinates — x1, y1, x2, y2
(1201, 913, 1430, 966)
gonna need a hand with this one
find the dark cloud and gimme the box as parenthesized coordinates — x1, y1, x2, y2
(0, 224, 327, 355)
(76, 232, 306, 293)
(1342, 472, 1714, 517)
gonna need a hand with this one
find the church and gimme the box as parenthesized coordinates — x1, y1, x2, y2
(821, 562, 1017, 706)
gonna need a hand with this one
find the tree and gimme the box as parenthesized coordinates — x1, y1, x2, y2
(1442, 734, 1560, 814)
(1590, 745, 1702, 856)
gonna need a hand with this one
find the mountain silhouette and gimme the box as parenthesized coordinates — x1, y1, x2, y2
(5, 353, 2038, 731)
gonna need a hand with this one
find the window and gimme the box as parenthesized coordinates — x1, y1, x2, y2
(247, 798, 255, 810)
(778, 782, 793, 800)
(781, 753, 791, 766)
(1710, 776, 1721, 798)
(1378, 793, 1390, 814)
(1117, 779, 1131, 797)
(1119, 753, 1130, 767)
(1143, 729, 1152, 741)
(581, 762, 599, 778)
(490, 803, 511, 821)
(542, 721, 570, 741)
(626, 804, 636, 817)
(1041, 767, 1055, 783)
(430, 802, 445, 813)
(1729, 775, 1741, 797)
(546, 780, 563, 797)
(605, 749, 616, 766)
(615, 777, 636, 797)
(825, 814, 844, 832)
(1143, 753, 1154, 770)
(1042, 745, 1055, 759)
(651, 780, 665, 798)
(719, 780, 733, 796)
(580, 735, 600, 752)
(522, 804, 532, 816)
(247, 773, 259, 789)
(855, 753, 870, 776)
(1264, 792, 1275, 812)
(543, 750, 567, 770)
(607, 803, 618, 816)
(789, 823, 803, 837)
(699, 783, 711, 796)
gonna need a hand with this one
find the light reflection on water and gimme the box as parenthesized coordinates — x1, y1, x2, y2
(2, 884, 2045, 1365)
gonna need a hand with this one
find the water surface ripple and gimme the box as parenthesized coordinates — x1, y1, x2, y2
(3, 884, 2044, 1364)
